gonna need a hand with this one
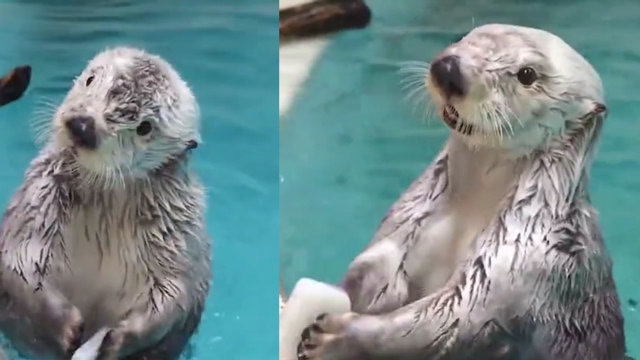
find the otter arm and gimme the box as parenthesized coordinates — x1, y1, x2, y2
(0, 270, 83, 358)
(96, 274, 191, 359)
(96, 230, 210, 359)
(300, 211, 625, 360)
(0, 171, 83, 359)
(299, 238, 537, 360)
(341, 150, 450, 314)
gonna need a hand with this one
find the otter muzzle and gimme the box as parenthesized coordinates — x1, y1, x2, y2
(430, 55, 466, 99)
(64, 116, 98, 149)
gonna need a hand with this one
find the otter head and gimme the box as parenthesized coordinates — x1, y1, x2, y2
(53, 47, 200, 185)
(425, 24, 605, 155)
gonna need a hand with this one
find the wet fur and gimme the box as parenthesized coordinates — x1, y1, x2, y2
(0, 47, 211, 360)
(298, 24, 626, 360)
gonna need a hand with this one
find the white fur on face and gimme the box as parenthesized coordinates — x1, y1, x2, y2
(51, 47, 200, 187)
(424, 24, 603, 156)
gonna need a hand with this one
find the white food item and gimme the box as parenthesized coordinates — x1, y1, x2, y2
(70, 327, 110, 360)
(279, 278, 351, 360)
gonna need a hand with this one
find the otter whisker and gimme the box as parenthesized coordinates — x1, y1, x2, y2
(490, 101, 513, 141)
(480, 103, 501, 143)
(404, 82, 427, 104)
(424, 98, 437, 125)
(398, 61, 431, 75)
(503, 105, 524, 128)
(399, 63, 430, 85)
(486, 105, 500, 140)
(495, 104, 507, 140)
(400, 73, 434, 123)
(33, 97, 60, 111)
(399, 61, 429, 123)
(30, 96, 61, 147)
(401, 79, 427, 94)
(115, 166, 126, 190)
(478, 103, 491, 136)
(495, 104, 514, 137)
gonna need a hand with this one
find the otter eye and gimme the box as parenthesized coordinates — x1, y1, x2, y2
(136, 121, 152, 136)
(85, 75, 95, 87)
(516, 67, 537, 85)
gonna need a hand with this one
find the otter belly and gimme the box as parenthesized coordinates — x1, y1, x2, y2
(404, 164, 516, 299)
(404, 208, 488, 298)
(51, 208, 147, 334)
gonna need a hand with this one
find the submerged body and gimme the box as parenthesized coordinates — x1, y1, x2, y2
(298, 24, 626, 359)
(0, 47, 211, 360)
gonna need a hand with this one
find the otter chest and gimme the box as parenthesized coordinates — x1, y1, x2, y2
(53, 197, 150, 327)
(403, 156, 519, 298)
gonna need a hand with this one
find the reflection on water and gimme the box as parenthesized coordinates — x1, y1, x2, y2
(280, 0, 640, 357)
(0, 0, 278, 359)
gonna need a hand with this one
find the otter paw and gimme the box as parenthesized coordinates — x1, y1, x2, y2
(297, 313, 361, 360)
(60, 306, 84, 356)
(95, 328, 124, 360)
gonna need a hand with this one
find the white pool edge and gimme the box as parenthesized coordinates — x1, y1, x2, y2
(279, 0, 332, 120)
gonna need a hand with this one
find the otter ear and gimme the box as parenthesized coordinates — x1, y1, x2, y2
(186, 140, 198, 151)
(592, 102, 607, 116)
(578, 101, 606, 121)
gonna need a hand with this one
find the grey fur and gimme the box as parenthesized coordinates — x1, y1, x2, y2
(298, 24, 626, 360)
(0, 47, 211, 360)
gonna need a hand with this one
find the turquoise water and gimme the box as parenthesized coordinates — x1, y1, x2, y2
(280, 0, 640, 357)
(0, 0, 278, 359)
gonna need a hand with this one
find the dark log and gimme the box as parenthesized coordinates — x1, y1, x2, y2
(0, 65, 31, 107)
(280, 0, 371, 42)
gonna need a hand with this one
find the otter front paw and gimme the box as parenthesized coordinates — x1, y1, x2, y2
(95, 328, 124, 360)
(60, 306, 84, 357)
(342, 259, 408, 314)
(297, 313, 364, 360)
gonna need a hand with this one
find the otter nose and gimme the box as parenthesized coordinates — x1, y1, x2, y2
(64, 116, 97, 149)
(430, 55, 466, 98)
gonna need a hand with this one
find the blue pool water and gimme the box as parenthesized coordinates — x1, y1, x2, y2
(0, 0, 278, 359)
(280, 0, 640, 356)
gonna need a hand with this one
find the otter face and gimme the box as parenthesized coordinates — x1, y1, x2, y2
(424, 24, 604, 154)
(53, 47, 200, 183)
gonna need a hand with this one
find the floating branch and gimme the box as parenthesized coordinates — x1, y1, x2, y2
(0, 65, 31, 107)
(280, 0, 371, 42)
